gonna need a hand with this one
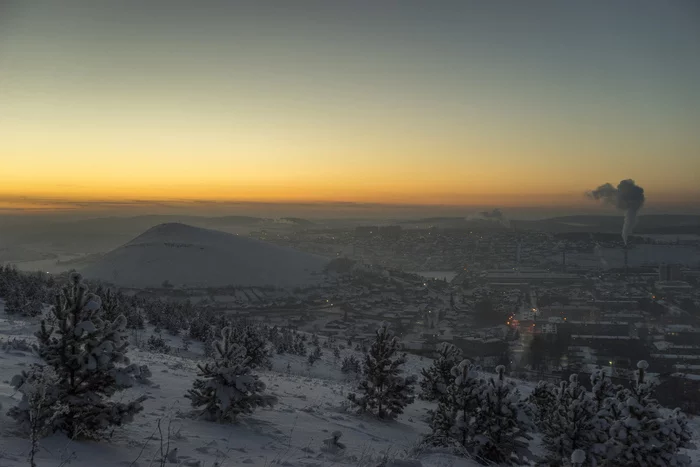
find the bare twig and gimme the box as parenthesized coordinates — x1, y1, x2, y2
(128, 424, 160, 467)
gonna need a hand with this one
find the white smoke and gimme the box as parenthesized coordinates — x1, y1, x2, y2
(593, 243, 609, 269)
(465, 208, 510, 227)
(587, 179, 645, 245)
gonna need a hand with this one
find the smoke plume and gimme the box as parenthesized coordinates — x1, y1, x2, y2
(587, 179, 645, 244)
(480, 208, 503, 219)
(473, 208, 510, 227)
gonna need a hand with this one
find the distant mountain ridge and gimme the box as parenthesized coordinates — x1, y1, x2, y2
(394, 214, 700, 234)
(512, 214, 700, 234)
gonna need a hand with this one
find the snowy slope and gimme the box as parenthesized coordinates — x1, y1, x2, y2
(1, 302, 698, 467)
(0, 303, 482, 467)
(80, 223, 328, 288)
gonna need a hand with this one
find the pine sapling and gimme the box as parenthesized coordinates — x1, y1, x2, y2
(347, 324, 416, 419)
(186, 327, 276, 422)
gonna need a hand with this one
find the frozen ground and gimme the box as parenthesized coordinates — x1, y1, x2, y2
(0, 300, 482, 467)
(1, 299, 698, 467)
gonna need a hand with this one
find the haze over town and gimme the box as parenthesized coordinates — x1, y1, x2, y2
(1, 1, 699, 467)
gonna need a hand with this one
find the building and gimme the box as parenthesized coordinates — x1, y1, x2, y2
(659, 263, 682, 282)
(482, 269, 582, 286)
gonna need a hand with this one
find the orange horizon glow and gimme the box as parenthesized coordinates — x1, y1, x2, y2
(2, 2, 699, 213)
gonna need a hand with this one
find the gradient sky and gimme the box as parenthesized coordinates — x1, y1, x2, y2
(1, 1, 699, 213)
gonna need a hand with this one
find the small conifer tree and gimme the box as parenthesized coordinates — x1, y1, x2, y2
(347, 324, 416, 419)
(9, 273, 145, 439)
(543, 374, 602, 466)
(471, 365, 533, 465)
(606, 361, 693, 466)
(186, 327, 276, 422)
(420, 342, 463, 403)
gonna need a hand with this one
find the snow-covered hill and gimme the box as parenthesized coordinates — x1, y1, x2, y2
(1, 299, 698, 467)
(80, 223, 329, 288)
(0, 302, 481, 467)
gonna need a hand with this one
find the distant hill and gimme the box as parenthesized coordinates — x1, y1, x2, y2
(0, 215, 274, 254)
(512, 214, 700, 234)
(80, 223, 328, 288)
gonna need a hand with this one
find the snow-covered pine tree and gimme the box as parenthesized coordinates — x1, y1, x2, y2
(471, 365, 533, 465)
(421, 401, 458, 448)
(590, 369, 620, 412)
(146, 333, 171, 353)
(347, 324, 416, 419)
(294, 334, 307, 356)
(341, 354, 362, 376)
(419, 342, 463, 403)
(543, 374, 603, 466)
(662, 408, 695, 462)
(4, 286, 26, 315)
(606, 360, 693, 466)
(528, 380, 558, 431)
(24, 299, 44, 317)
(97, 287, 121, 323)
(9, 272, 145, 439)
(448, 359, 483, 449)
(7, 365, 68, 467)
(420, 359, 481, 451)
(229, 320, 272, 369)
(186, 326, 276, 422)
(308, 345, 323, 366)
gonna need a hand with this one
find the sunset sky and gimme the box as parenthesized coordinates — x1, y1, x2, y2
(1, 1, 699, 214)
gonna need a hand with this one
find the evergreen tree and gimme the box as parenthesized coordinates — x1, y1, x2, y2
(341, 355, 362, 376)
(543, 375, 603, 466)
(449, 359, 483, 449)
(97, 287, 121, 323)
(24, 299, 44, 317)
(347, 324, 416, 419)
(186, 327, 276, 422)
(294, 334, 307, 356)
(471, 365, 533, 465)
(590, 369, 620, 412)
(422, 401, 458, 449)
(229, 320, 272, 369)
(308, 345, 323, 366)
(5, 286, 26, 315)
(419, 342, 463, 403)
(528, 380, 558, 431)
(9, 273, 145, 439)
(606, 361, 693, 466)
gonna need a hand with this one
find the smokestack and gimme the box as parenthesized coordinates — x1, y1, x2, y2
(624, 247, 629, 276)
(586, 179, 646, 245)
(562, 248, 567, 272)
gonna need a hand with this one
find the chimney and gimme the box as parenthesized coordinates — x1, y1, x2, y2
(562, 248, 567, 272)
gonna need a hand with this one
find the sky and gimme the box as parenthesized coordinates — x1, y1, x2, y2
(1, 0, 699, 216)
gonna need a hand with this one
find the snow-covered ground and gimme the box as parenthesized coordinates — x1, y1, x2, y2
(1, 299, 698, 467)
(0, 300, 483, 467)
